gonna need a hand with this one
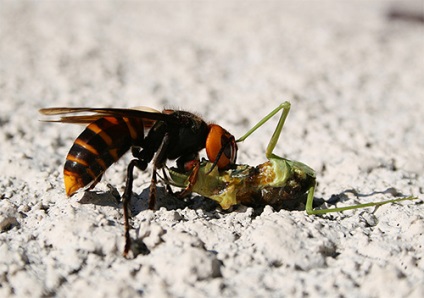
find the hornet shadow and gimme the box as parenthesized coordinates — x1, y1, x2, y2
(77, 185, 221, 217)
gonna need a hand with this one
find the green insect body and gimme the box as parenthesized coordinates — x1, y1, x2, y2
(167, 102, 418, 214)
(169, 157, 316, 211)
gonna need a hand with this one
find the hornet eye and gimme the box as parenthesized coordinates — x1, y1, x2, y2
(206, 124, 237, 169)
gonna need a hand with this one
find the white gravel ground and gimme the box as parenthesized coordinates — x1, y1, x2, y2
(1, 1, 423, 297)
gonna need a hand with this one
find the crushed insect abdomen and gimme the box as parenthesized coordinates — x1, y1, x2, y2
(243, 157, 316, 210)
(168, 155, 317, 211)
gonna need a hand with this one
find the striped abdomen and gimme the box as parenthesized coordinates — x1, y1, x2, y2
(64, 117, 145, 196)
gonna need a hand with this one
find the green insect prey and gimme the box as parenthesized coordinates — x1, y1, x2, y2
(167, 102, 417, 214)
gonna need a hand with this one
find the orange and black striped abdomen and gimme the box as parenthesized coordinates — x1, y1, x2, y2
(64, 116, 145, 196)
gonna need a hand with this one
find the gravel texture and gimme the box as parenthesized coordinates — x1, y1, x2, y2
(1, 1, 423, 297)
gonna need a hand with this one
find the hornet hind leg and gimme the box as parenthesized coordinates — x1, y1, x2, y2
(122, 134, 170, 257)
(122, 159, 148, 257)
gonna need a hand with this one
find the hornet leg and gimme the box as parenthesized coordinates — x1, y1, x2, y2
(161, 168, 174, 195)
(149, 168, 158, 210)
(148, 133, 171, 210)
(123, 159, 147, 257)
(177, 159, 200, 198)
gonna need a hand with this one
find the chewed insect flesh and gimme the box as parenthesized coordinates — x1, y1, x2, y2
(167, 102, 418, 215)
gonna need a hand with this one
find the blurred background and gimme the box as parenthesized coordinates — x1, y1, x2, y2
(1, 0, 423, 188)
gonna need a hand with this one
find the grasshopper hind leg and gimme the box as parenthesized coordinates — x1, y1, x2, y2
(305, 183, 418, 215)
(236, 101, 292, 160)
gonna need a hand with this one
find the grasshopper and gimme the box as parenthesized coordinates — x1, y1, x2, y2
(167, 102, 418, 214)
